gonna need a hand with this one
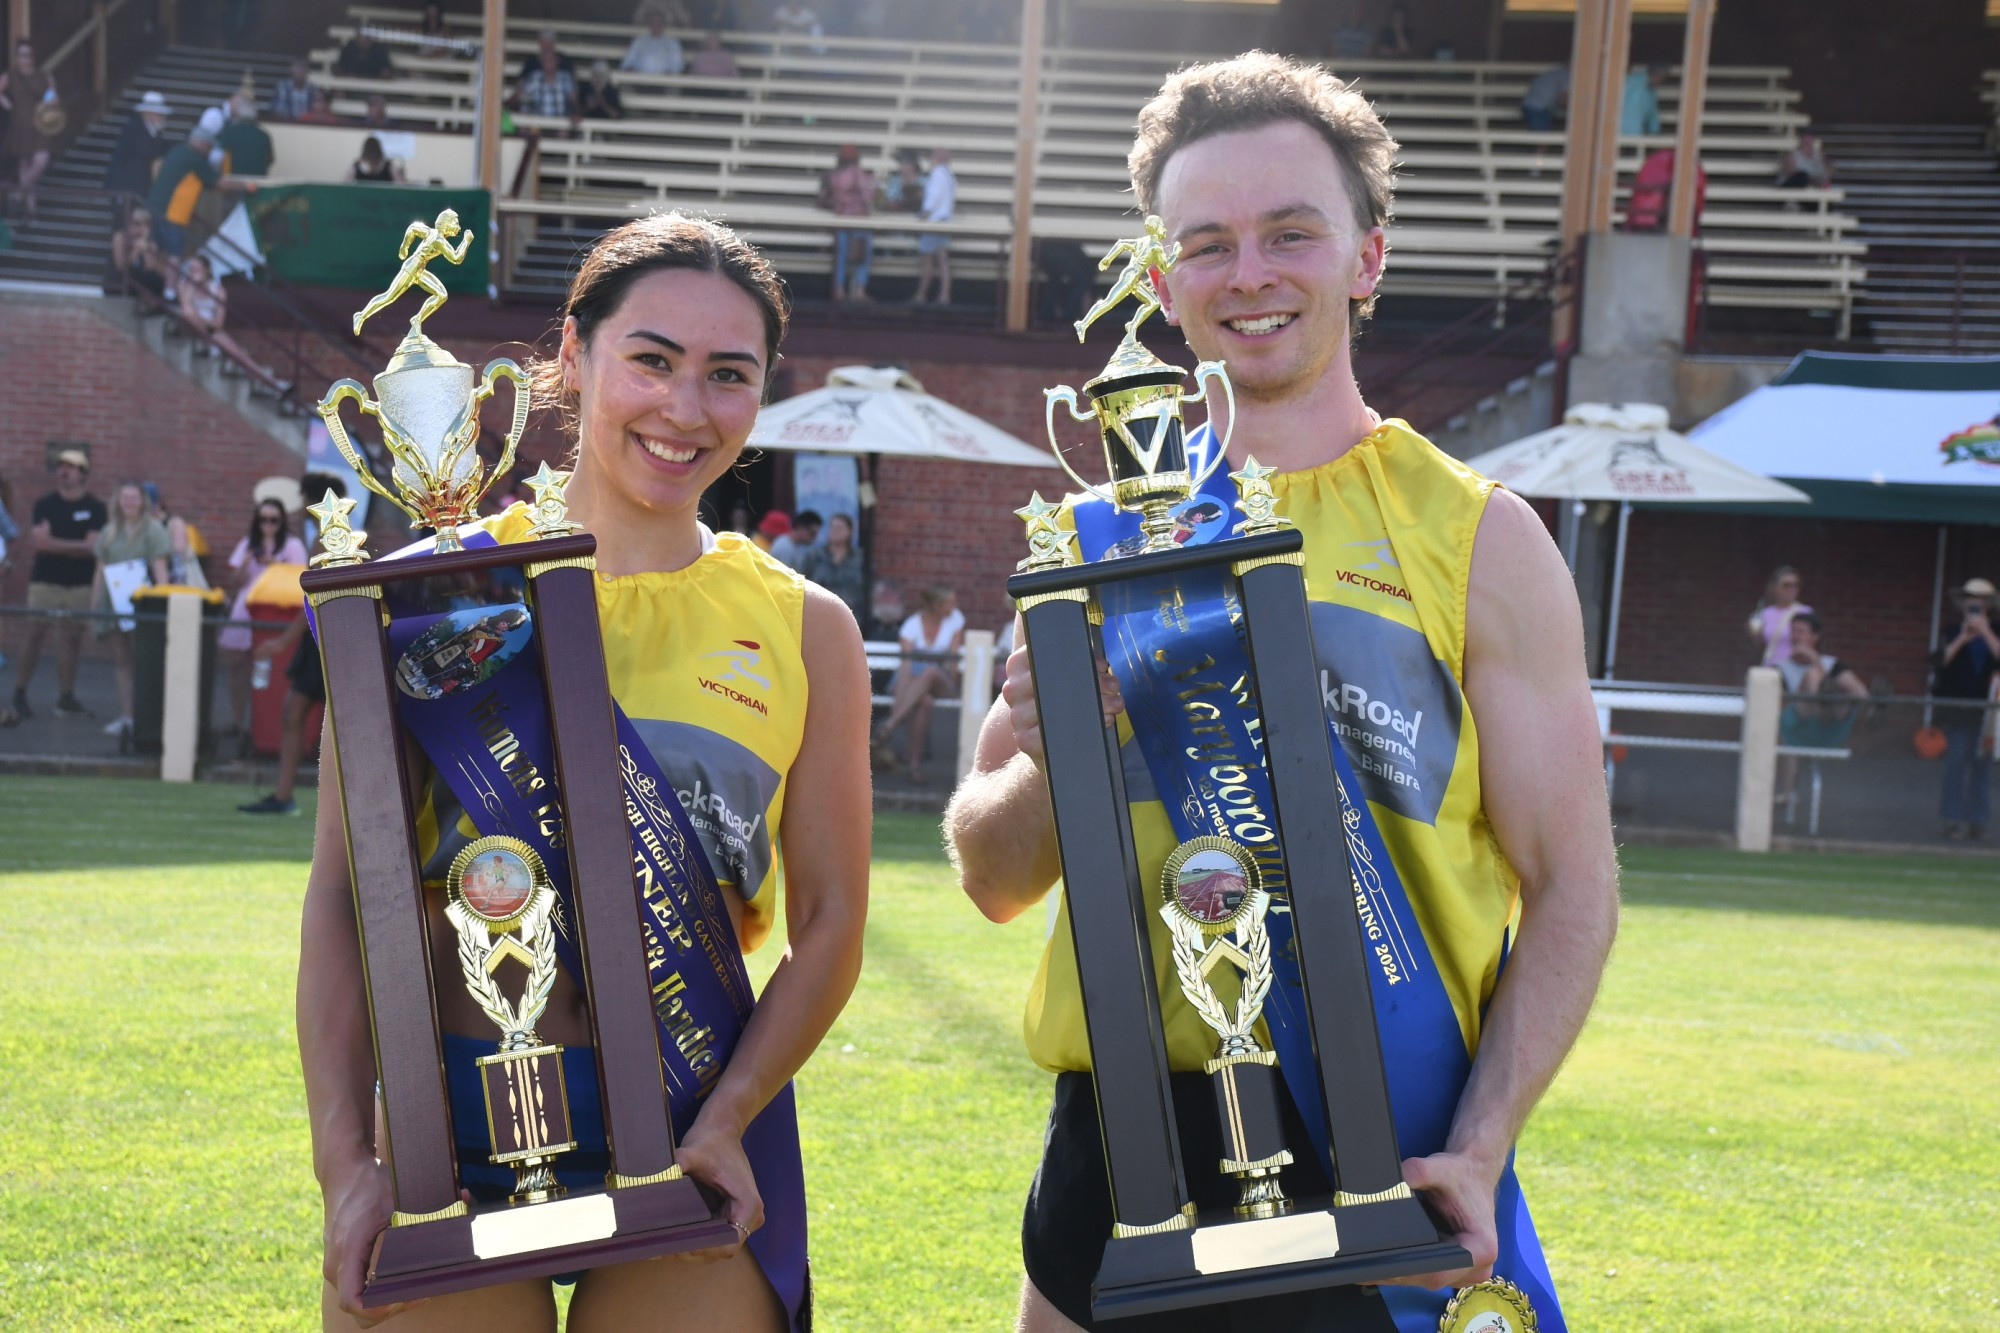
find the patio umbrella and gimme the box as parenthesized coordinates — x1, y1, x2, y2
(1464, 402, 1810, 677)
(747, 365, 1055, 467)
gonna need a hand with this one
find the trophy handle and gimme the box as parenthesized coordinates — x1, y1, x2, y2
(1182, 360, 1236, 490)
(484, 359, 532, 484)
(1044, 386, 1118, 508)
(317, 379, 402, 510)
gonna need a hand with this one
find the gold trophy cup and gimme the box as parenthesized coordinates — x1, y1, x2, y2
(1046, 215, 1237, 554)
(319, 209, 530, 550)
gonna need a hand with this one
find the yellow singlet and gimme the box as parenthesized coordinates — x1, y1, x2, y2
(1023, 420, 1521, 1073)
(413, 504, 808, 953)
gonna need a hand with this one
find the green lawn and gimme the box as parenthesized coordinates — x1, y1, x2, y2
(1, 776, 1996, 1329)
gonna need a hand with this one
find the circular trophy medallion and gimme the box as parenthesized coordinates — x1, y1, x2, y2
(1438, 1279, 1538, 1333)
(448, 835, 547, 928)
(1159, 836, 1263, 936)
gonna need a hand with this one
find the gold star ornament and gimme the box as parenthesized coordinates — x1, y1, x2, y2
(307, 489, 368, 569)
(524, 460, 582, 539)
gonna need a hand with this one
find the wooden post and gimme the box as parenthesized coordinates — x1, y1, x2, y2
(1668, 0, 1716, 238)
(1554, 0, 1609, 350)
(955, 628, 995, 783)
(1587, 0, 1634, 234)
(1736, 665, 1780, 852)
(91, 2, 106, 94)
(477, 0, 505, 194)
(159, 592, 203, 783)
(159, 0, 176, 43)
(7, 0, 27, 44)
(1004, 0, 1045, 333)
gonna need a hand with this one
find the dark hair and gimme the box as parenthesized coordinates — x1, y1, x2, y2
(360, 135, 385, 163)
(1128, 51, 1396, 323)
(793, 508, 822, 529)
(301, 471, 348, 503)
(1789, 610, 1822, 635)
(248, 498, 290, 558)
(528, 212, 790, 441)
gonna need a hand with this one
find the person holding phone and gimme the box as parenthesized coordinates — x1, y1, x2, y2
(1934, 577, 1999, 840)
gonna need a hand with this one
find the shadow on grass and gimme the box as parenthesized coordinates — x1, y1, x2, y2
(1617, 844, 2000, 930)
(2, 775, 320, 871)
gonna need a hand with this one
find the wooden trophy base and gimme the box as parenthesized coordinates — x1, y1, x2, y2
(1092, 1192, 1467, 1322)
(364, 1175, 737, 1304)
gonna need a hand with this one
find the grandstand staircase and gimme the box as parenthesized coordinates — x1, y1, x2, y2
(0, 45, 294, 287)
(1822, 125, 2000, 353)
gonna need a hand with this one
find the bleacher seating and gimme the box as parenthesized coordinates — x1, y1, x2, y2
(311, 8, 1864, 328)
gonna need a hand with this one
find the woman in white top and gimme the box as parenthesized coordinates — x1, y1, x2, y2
(874, 582, 963, 782)
(1746, 564, 1810, 666)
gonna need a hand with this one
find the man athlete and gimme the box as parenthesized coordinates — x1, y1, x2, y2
(945, 52, 1618, 1333)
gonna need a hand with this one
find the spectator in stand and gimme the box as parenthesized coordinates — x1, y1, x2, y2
(1328, 5, 1373, 60)
(688, 27, 739, 79)
(178, 254, 292, 397)
(1777, 132, 1832, 190)
(416, 4, 454, 59)
(334, 27, 392, 80)
(1, 38, 58, 215)
(90, 480, 172, 741)
(692, 0, 741, 30)
(217, 93, 273, 176)
(1036, 237, 1094, 325)
(769, 509, 820, 567)
(1934, 576, 1999, 841)
(624, 7, 687, 75)
(147, 482, 209, 589)
(820, 143, 875, 302)
(517, 28, 574, 82)
(10, 450, 106, 721)
(1520, 65, 1569, 131)
(1621, 63, 1664, 137)
(103, 90, 174, 213)
(1376, 3, 1416, 57)
(873, 583, 964, 782)
(579, 60, 625, 120)
(1624, 146, 1704, 232)
(1746, 565, 1810, 666)
(913, 146, 956, 306)
(634, 0, 693, 22)
(1775, 610, 1867, 812)
(219, 496, 307, 738)
(147, 120, 224, 282)
(361, 93, 395, 130)
(240, 475, 345, 816)
(297, 85, 339, 125)
(753, 509, 790, 553)
(512, 35, 580, 121)
(773, 2, 826, 49)
(270, 58, 313, 120)
(105, 206, 169, 298)
(724, 499, 753, 535)
(349, 135, 404, 183)
(881, 146, 924, 213)
(799, 512, 864, 623)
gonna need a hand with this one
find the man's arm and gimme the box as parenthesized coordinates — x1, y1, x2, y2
(1400, 487, 1619, 1288)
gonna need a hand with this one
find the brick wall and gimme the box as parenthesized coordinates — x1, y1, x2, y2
(1613, 511, 2000, 693)
(0, 292, 304, 604)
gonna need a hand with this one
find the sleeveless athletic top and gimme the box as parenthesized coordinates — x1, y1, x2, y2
(1023, 420, 1520, 1072)
(413, 504, 808, 953)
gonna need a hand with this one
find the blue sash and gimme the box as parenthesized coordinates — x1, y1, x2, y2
(1071, 435, 1564, 1331)
(378, 531, 808, 1331)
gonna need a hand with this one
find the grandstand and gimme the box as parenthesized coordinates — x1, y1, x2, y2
(301, 6, 1862, 332)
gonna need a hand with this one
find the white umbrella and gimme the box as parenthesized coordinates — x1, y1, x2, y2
(1464, 403, 1810, 678)
(748, 366, 1055, 467)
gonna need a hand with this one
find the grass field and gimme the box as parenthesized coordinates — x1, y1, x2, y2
(2, 775, 1996, 1330)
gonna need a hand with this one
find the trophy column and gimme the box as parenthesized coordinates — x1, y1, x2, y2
(1018, 583, 1194, 1240)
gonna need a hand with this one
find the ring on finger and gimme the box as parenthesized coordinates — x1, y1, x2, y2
(730, 1220, 750, 1239)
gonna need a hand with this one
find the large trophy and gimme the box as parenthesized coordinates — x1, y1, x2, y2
(300, 211, 734, 1302)
(1011, 219, 1468, 1320)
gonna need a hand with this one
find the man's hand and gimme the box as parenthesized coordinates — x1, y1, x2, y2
(1393, 1149, 1504, 1290)
(996, 624, 1123, 766)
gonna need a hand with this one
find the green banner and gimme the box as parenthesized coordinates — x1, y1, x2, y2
(247, 185, 489, 293)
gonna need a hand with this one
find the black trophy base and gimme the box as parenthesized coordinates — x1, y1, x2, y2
(1090, 1193, 1469, 1323)
(364, 1176, 736, 1305)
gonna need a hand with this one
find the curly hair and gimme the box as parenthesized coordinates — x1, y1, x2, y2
(1128, 51, 1397, 322)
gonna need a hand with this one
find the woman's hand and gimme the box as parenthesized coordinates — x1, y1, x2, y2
(320, 1155, 411, 1326)
(671, 1112, 763, 1262)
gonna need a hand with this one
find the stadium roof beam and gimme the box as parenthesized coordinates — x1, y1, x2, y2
(1587, 0, 1635, 232)
(1668, 0, 1715, 238)
(1005, 0, 1046, 332)
(479, 0, 504, 192)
